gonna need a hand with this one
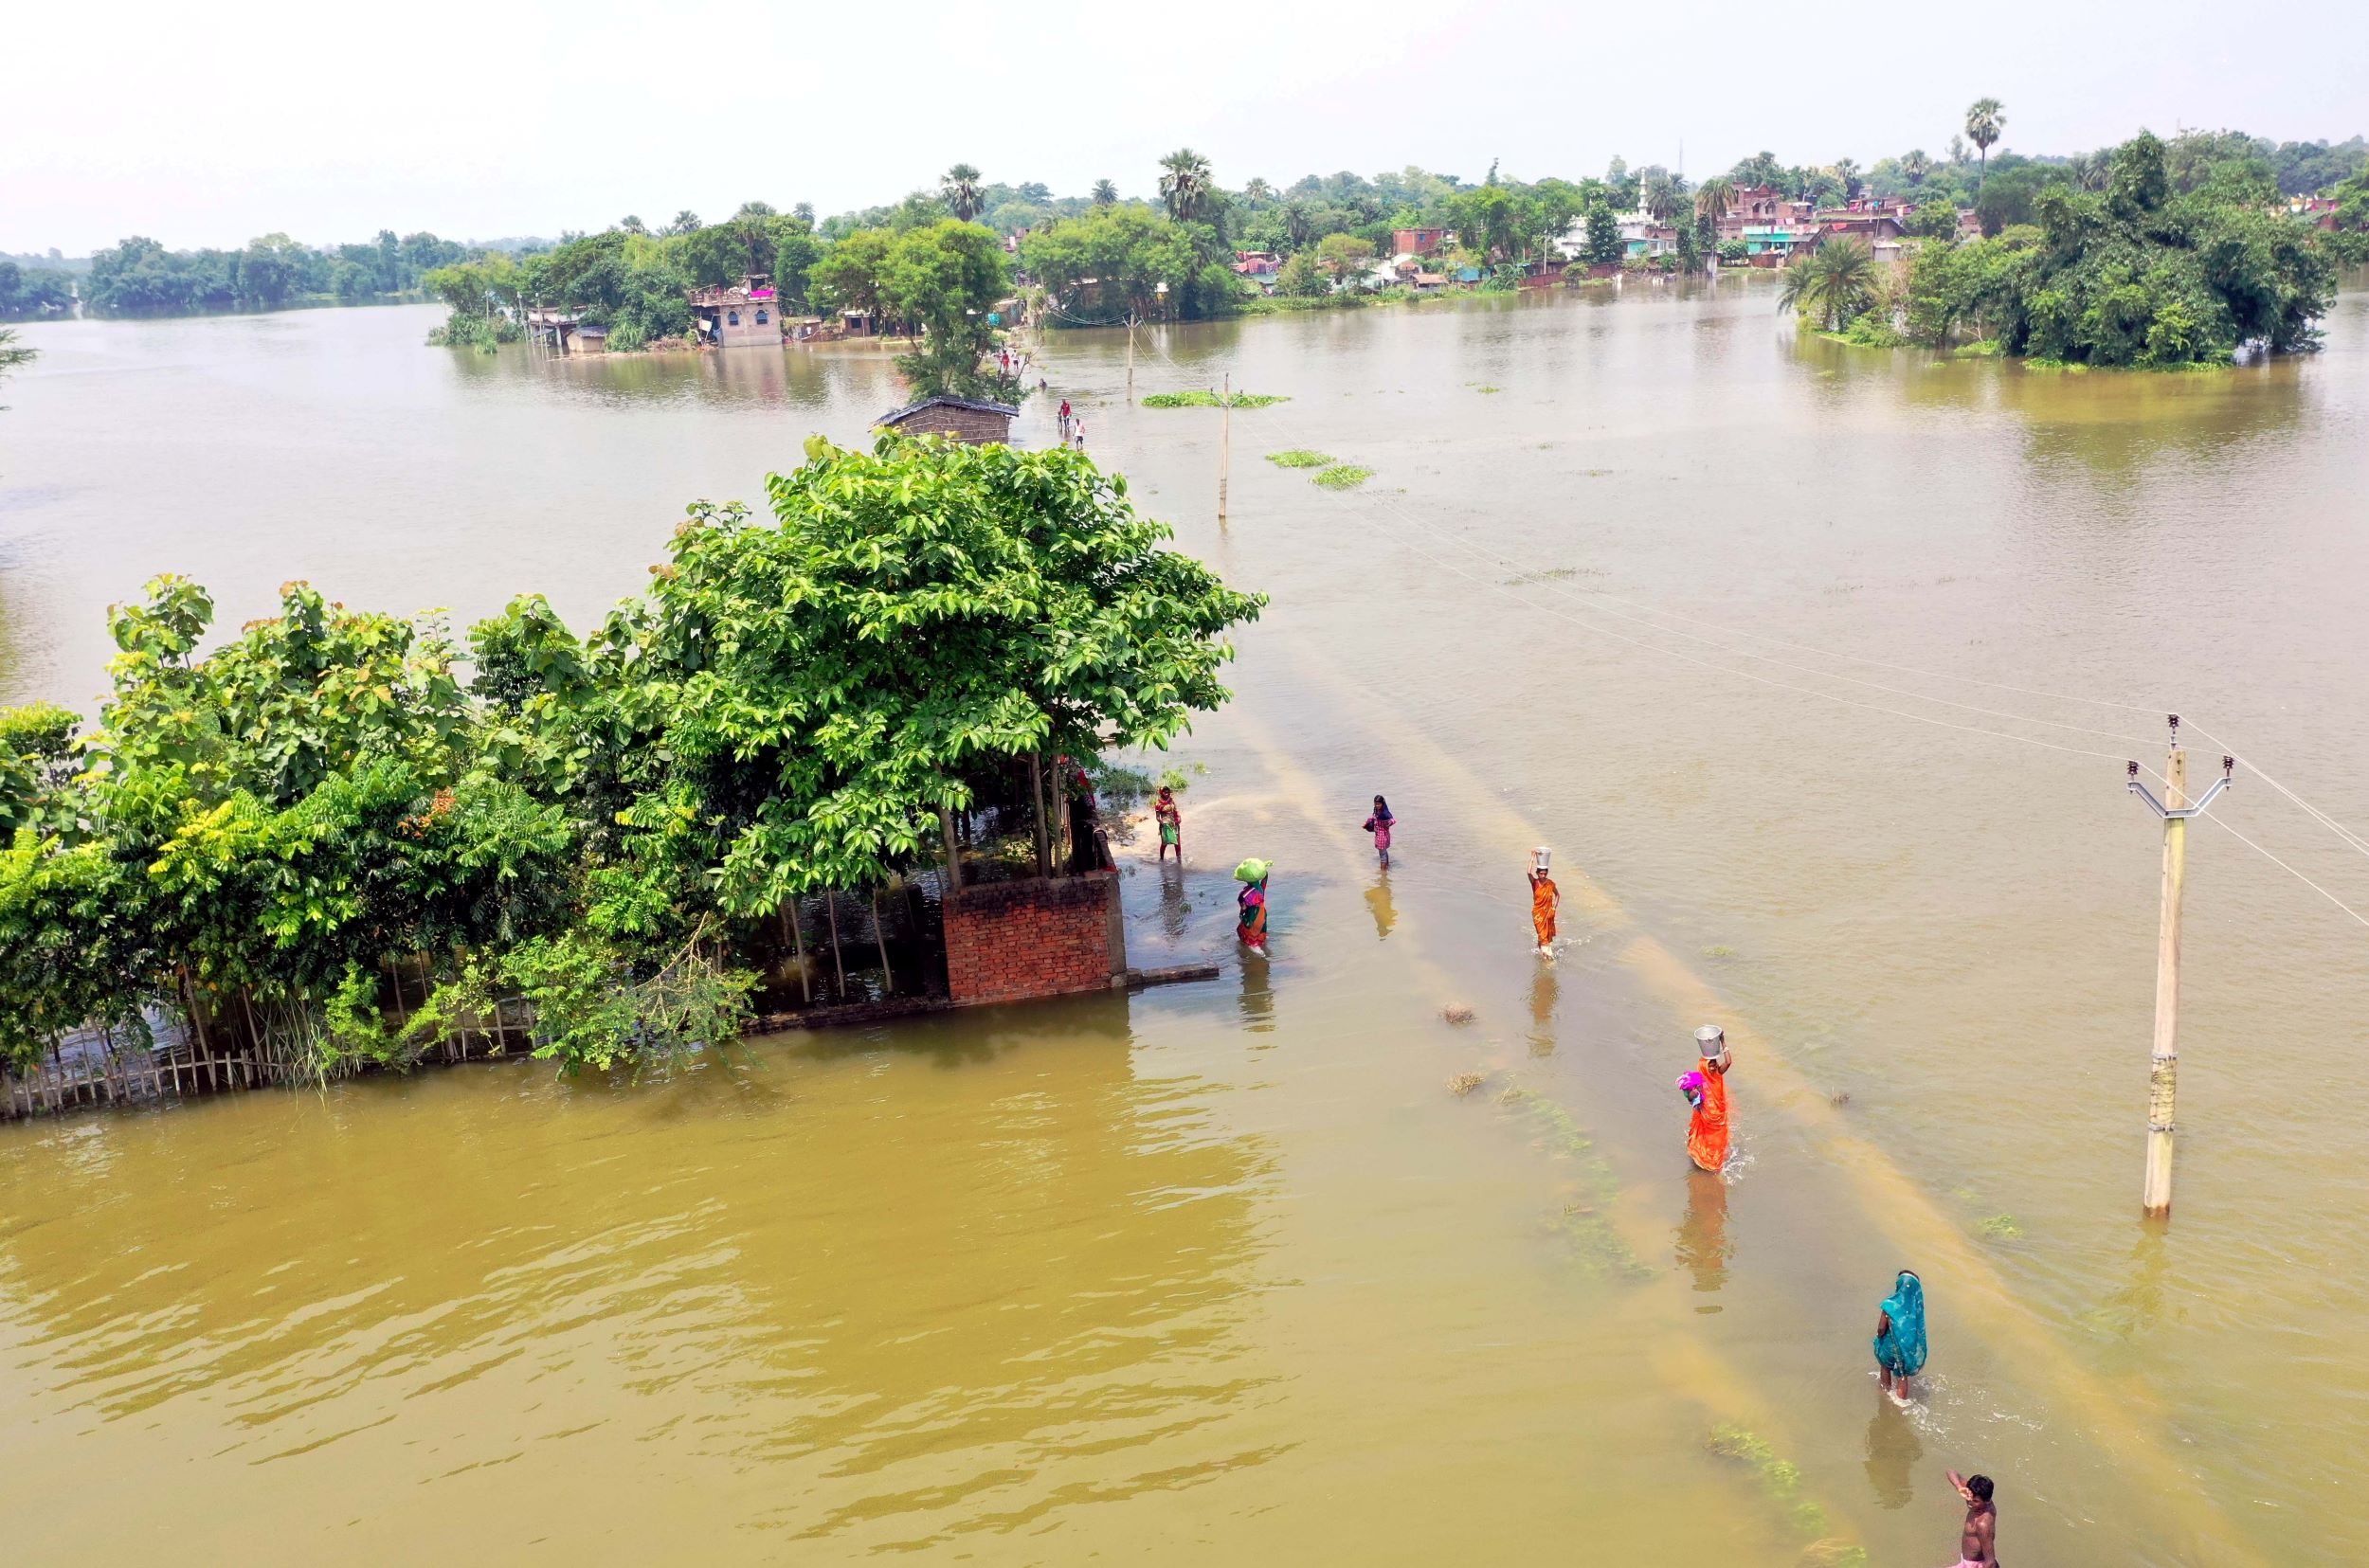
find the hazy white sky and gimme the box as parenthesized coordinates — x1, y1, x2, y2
(9, 0, 2365, 254)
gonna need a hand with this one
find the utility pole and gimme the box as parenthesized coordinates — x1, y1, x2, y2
(1219, 370, 1232, 528)
(1126, 312, 1136, 404)
(2125, 715, 2233, 1220)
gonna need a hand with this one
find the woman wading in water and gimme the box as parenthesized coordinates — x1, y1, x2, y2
(1873, 1269, 1928, 1403)
(1362, 794, 1395, 868)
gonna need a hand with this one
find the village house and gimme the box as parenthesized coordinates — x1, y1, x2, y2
(1232, 250, 1281, 294)
(875, 394, 1019, 445)
(1392, 225, 1450, 255)
(688, 273, 782, 349)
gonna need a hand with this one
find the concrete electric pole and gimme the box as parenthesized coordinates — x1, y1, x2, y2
(2125, 714, 2233, 1220)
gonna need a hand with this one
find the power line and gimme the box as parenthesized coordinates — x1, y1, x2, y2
(2203, 813, 2369, 930)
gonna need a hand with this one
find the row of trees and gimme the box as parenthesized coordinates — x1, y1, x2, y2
(1784, 131, 2343, 366)
(79, 231, 470, 317)
(0, 437, 1263, 1079)
(0, 261, 77, 321)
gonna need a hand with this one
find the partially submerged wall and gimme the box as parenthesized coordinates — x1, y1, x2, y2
(944, 872, 1127, 1006)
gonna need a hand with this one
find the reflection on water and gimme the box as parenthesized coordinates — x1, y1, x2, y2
(1862, 1397, 1924, 1511)
(1675, 1167, 1732, 1296)
(1364, 871, 1397, 941)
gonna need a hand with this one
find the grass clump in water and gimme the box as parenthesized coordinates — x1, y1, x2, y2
(1707, 1424, 1865, 1562)
(1702, 944, 1736, 959)
(1498, 1086, 1652, 1281)
(1312, 464, 1375, 491)
(1978, 1214, 2025, 1240)
(1141, 389, 1289, 408)
(1266, 449, 1334, 468)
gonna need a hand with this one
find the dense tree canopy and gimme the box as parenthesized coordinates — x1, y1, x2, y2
(0, 438, 1261, 1078)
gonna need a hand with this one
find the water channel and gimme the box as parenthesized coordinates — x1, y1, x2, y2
(2, 283, 2365, 1564)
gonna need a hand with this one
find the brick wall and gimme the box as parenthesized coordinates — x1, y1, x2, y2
(883, 405, 1013, 444)
(944, 872, 1126, 1006)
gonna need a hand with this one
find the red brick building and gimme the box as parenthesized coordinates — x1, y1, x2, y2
(943, 872, 1128, 1006)
(1392, 225, 1450, 255)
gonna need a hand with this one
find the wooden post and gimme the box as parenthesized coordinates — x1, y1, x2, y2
(781, 903, 810, 1005)
(2143, 746, 2188, 1219)
(1126, 315, 1135, 403)
(1030, 754, 1052, 877)
(940, 804, 962, 893)
(826, 891, 847, 999)
(872, 890, 895, 994)
(1219, 370, 1232, 528)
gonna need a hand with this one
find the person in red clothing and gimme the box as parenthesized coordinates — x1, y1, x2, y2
(1678, 1024, 1734, 1173)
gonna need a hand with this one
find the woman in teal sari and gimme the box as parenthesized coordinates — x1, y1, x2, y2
(1872, 1269, 1927, 1402)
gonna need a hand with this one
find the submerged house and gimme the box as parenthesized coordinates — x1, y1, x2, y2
(688, 273, 782, 348)
(875, 395, 1019, 445)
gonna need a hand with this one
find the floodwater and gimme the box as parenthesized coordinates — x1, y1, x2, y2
(4, 284, 2368, 1565)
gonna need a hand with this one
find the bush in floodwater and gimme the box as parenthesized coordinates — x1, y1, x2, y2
(1266, 449, 1334, 468)
(1312, 465, 1374, 490)
(1978, 1214, 2025, 1240)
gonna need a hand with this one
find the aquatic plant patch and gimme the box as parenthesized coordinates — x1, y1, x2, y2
(1311, 465, 1374, 491)
(1140, 390, 1290, 408)
(1265, 449, 1334, 468)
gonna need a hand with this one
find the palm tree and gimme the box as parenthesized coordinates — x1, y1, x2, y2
(1778, 241, 1880, 330)
(1902, 150, 1932, 187)
(1091, 179, 1118, 207)
(1692, 176, 1736, 226)
(1243, 177, 1275, 205)
(1641, 171, 1682, 223)
(1964, 98, 2005, 189)
(618, 215, 647, 235)
(2070, 150, 2110, 191)
(666, 209, 701, 237)
(941, 164, 985, 222)
(1834, 158, 1863, 200)
(1159, 149, 1213, 223)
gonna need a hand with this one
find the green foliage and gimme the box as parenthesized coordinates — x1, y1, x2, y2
(1265, 449, 1334, 467)
(0, 261, 76, 321)
(85, 230, 467, 317)
(1906, 129, 2338, 364)
(1583, 204, 1622, 266)
(1779, 242, 1882, 331)
(1311, 465, 1374, 490)
(0, 441, 1263, 1079)
(1022, 205, 1237, 323)
(1275, 252, 1327, 297)
(1717, 238, 1749, 264)
(1139, 389, 1287, 407)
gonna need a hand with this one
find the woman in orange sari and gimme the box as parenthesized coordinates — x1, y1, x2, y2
(1678, 1024, 1733, 1173)
(1527, 853, 1559, 957)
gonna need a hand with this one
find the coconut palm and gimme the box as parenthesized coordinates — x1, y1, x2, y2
(1902, 150, 1932, 187)
(1091, 179, 1118, 207)
(1243, 177, 1275, 205)
(1692, 175, 1736, 226)
(1964, 99, 2005, 189)
(1158, 149, 1213, 222)
(666, 209, 701, 237)
(2070, 150, 2111, 191)
(940, 164, 986, 222)
(1778, 241, 1881, 331)
(1641, 171, 1682, 223)
(618, 215, 647, 236)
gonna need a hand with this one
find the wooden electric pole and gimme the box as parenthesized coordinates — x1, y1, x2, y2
(1126, 314, 1136, 404)
(1219, 370, 1232, 527)
(2125, 715, 2233, 1221)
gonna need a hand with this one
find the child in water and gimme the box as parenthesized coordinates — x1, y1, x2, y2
(1362, 794, 1396, 868)
(1154, 785, 1183, 864)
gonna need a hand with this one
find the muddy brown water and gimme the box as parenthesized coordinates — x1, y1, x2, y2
(2, 284, 2366, 1564)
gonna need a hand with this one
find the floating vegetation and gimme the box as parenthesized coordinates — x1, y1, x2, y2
(1441, 1004, 1476, 1025)
(1266, 449, 1334, 468)
(1503, 566, 1592, 586)
(1312, 465, 1375, 491)
(1448, 1072, 1487, 1096)
(1706, 1424, 1864, 1562)
(1474, 385, 1502, 394)
(1978, 1214, 2025, 1240)
(1499, 1087, 1651, 1280)
(1701, 944, 1736, 959)
(1141, 389, 1289, 408)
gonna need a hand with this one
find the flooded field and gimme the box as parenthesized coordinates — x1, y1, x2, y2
(3, 282, 2366, 1564)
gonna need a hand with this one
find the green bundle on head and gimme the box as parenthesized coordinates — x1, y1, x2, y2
(1233, 857, 1270, 883)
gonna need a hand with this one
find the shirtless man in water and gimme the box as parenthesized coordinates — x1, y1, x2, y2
(1944, 1470, 1998, 1567)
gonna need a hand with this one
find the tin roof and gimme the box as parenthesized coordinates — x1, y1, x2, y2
(877, 394, 1022, 425)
